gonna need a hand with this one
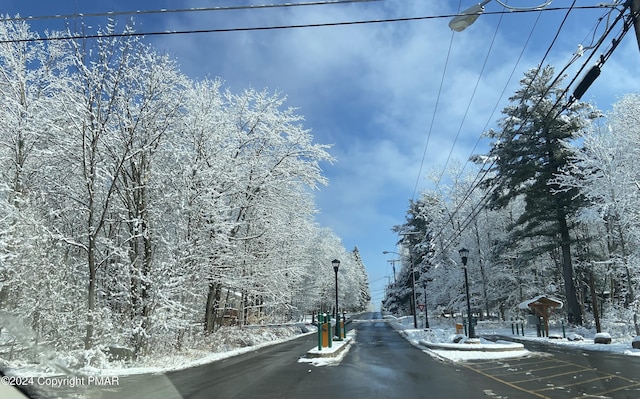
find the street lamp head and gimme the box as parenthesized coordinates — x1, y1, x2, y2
(448, 1, 491, 32)
(459, 247, 469, 265)
(382, 251, 390, 254)
(332, 259, 340, 273)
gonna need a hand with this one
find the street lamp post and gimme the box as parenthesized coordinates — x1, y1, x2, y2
(459, 248, 475, 338)
(332, 259, 341, 339)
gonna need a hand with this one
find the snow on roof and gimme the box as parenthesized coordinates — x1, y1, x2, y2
(518, 295, 563, 310)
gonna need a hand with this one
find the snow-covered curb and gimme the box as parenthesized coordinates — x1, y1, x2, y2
(420, 340, 525, 351)
(384, 315, 532, 362)
(298, 331, 356, 367)
(383, 313, 640, 361)
(490, 333, 640, 357)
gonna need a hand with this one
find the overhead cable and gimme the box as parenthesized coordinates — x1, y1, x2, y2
(436, 0, 632, 259)
(0, 0, 381, 23)
(433, 1, 507, 190)
(425, 0, 628, 258)
(0, 6, 615, 44)
(453, 7, 544, 195)
(426, 1, 578, 254)
(411, 1, 459, 201)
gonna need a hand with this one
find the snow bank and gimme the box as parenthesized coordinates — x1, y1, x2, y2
(381, 314, 640, 362)
(6, 324, 316, 378)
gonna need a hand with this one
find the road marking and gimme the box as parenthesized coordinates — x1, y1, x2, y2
(546, 357, 640, 385)
(463, 354, 640, 399)
(473, 358, 556, 372)
(476, 359, 556, 373)
(510, 366, 593, 384)
(461, 362, 551, 399)
(576, 381, 640, 399)
(536, 375, 612, 391)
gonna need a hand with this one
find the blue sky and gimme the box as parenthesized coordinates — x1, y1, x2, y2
(4, 0, 640, 308)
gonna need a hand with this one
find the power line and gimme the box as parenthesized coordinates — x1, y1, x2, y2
(0, 6, 613, 44)
(426, 1, 624, 208)
(411, 5, 458, 201)
(408, 4, 627, 253)
(459, 0, 622, 190)
(564, 3, 636, 107)
(454, 6, 545, 193)
(433, 0, 633, 259)
(422, 1, 580, 254)
(445, 0, 625, 203)
(433, 2, 507, 190)
(416, 9, 553, 258)
(397, 2, 631, 275)
(420, 0, 636, 259)
(0, 0, 381, 23)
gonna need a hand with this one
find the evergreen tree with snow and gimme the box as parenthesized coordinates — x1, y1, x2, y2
(475, 65, 594, 325)
(387, 195, 440, 315)
(351, 247, 371, 311)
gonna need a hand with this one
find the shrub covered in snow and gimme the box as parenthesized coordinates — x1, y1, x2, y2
(567, 333, 584, 341)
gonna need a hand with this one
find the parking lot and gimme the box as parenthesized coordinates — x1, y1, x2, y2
(465, 352, 640, 399)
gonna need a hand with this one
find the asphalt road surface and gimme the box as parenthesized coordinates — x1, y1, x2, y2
(466, 337, 640, 398)
(54, 312, 640, 399)
(97, 312, 531, 399)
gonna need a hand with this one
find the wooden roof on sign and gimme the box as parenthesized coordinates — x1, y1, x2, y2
(518, 295, 563, 311)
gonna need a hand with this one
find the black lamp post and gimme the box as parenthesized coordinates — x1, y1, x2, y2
(332, 259, 341, 339)
(459, 248, 475, 338)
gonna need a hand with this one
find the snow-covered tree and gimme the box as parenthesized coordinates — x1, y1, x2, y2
(474, 65, 595, 325)
(351, 247, 371, 311)
(0, 19, 82, 347)
(555, 93, 640, 332)
(0, 18, 365, 361)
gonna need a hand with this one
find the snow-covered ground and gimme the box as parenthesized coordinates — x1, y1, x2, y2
(386, 314, 640, 362)
(3, 324, 318, 379)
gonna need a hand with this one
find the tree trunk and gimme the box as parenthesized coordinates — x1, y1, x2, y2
(474, 224, 490, 319)
(85, 236, 97, 350)
(204, 282, 221, 333)
(589, 271, 601, 333)
(558, 210, 582, 325)
(613, 221, 635, 307)
(139, 182, 152, 353)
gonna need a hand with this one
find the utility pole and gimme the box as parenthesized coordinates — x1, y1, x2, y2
(387, 259, 398, 283)
(633, 0, 640, 52)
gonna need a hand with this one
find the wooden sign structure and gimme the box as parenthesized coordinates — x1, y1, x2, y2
(518, 295, 563, 337)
